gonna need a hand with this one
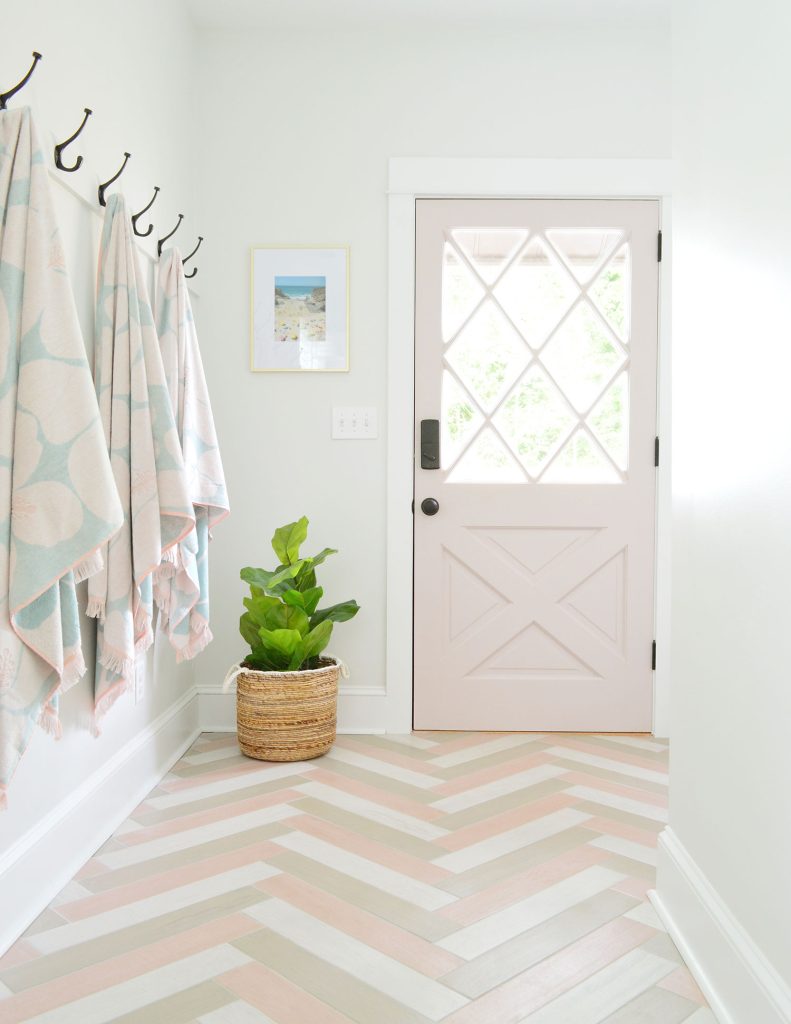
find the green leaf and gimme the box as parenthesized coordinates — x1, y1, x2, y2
(241, 561, 304, 594)
(301, 586, 324, 616)
(264, 603, 310, 637)
(309, 548, 337, 568)
(256, 627, 304, 670)
(282, 589, 306, 610)
(239, 612, 261, 649)
(302, 620, 333, 662)
(310, 599, 360, 629)
(295, 566, 317, 592)
(271, 517, 309, 566)
(242, 594, 280, 627)
(281, 587, 323, 616)
(245, 646, 277, 671)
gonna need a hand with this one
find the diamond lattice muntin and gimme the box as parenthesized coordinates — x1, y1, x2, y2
(441, 228, 630, 483)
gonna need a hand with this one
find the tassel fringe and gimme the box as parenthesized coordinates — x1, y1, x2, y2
(93, 678, 133, 736)
(85, 596, 106, 620)
(62, 649, 87, 692)
(176, 622, 214, 662)
(73, 550, 104, 583)
(97, 648, 135, 679)
(38, 702, 62, 739)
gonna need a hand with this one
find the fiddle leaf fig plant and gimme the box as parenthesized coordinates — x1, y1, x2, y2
(239, 516, 360, 672)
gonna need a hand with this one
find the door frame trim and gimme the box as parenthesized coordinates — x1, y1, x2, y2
(385, 158, 674, 736)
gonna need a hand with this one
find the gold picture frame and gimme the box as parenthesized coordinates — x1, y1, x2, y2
(250, 245, 350, 372)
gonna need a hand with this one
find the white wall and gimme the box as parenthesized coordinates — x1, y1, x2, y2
(655, 0, 791, 1018)
(0, 0, 201, 947)
(193, 19, 672, 728)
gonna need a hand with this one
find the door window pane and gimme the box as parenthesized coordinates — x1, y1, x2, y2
(546, 228, 623, 285)
(438, 226, 633, 485)
(588, 372, 629, 470)
(493, 237, 576, 348)
(540, 430, 621, 484)
(442, 243, 484, 342)
(540, 303, 626, 413)
(589, 242, 630, 342)
(446, 427, 526, 483)
(493, 368, 575, 477)
(451, 228, 528, 285)
(442, 371, 484, 469)
(445, 302, 529, 413)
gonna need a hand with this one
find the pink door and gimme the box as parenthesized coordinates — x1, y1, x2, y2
(413, 198, 659, 731)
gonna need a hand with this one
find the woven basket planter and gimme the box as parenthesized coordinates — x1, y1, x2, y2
(234, 656, 339, 762)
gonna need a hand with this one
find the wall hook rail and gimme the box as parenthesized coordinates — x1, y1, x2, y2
(131, 185, 160, 237)
(54, 107, 92, 172)
(98, 151, 131, 207)
(157, 213, 184, 257)
(183, 235, 203, 278)
(0, 51, 42, 111)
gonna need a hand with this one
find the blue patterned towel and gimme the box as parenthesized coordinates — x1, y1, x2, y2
(154, 249, 229, 660)
(88, 196, 195, 726)
(0, 108, 123, 803)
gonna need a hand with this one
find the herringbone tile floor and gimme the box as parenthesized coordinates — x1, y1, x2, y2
(0, 732, 714, 1023)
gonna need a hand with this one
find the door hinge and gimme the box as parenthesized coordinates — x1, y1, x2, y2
(652, 641, 657, 671)
(654, 436, 660, 467)
(657, 230, 663, 263)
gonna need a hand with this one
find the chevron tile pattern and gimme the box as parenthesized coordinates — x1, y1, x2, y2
(0, 732, 714, 1023)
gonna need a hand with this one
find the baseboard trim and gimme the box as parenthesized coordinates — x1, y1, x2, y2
(0, 685, 392, 956)
(0, 688, 200, 958)
(651, 827, 791, 1024)
(196, 684, 388, 734)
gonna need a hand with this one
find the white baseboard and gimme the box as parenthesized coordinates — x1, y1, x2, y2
(196, 684, 388, 735)
(651, 827, 791, 1024)
(0, 684, 392, 956)
(0, 689, 200, 958)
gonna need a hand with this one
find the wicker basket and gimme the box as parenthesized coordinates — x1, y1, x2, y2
(235, 656, 339, 762)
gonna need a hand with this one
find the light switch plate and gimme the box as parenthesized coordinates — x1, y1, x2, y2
(332, 407, 378, 439)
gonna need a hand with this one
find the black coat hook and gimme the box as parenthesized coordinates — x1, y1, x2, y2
(0, 51, 42, 111)
(131, 186, 160, 237)
(157, 214, 183, 257)
(54, 108, 92, 172)
(183, 236, 203, 279)
(98, 151, 131, 207)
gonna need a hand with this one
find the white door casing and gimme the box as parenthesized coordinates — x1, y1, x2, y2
(413, 197, 660, 731)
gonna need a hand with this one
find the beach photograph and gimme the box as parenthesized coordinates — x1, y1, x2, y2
(274, 275, 326, 343)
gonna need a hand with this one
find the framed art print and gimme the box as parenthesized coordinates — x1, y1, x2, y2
(251, 246, 349, 371)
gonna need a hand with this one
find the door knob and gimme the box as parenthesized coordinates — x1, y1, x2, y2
(421, 497, 440, 516)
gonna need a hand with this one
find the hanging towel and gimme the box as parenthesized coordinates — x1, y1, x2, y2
(0, 107, 123, 803)
(153, 250, 229, 660)
(88, 195, 195, 725)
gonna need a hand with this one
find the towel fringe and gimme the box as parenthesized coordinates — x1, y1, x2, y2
(93, 678, 133, 736)
(97, 649, 135, 679)
(85, 596, 106, 620)
(73, 550, 104, 583)
(62, 649, 87, 691)
(38, 702, 62, 739)
(176, 622, 214, 662)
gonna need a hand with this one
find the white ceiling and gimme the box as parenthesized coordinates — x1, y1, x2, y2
(186, 0, 668, 31)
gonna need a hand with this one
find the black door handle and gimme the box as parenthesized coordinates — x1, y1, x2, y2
(421, 498, 440, 516)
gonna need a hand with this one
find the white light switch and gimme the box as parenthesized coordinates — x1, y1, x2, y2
(332, 406, 378, 439)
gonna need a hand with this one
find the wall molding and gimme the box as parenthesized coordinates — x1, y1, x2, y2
(0, 689, 200, 958)
(196, 684, 387, 735)
(651, 827, 791, 1024)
